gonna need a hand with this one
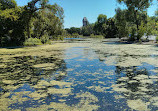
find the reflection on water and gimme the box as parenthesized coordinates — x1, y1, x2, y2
(0, 39, 158, 111)
(114, 66, 158, 110)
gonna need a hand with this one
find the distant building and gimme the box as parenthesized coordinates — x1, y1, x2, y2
(83, 17, 88, 27)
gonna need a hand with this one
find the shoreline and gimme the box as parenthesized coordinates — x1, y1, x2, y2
(0, 38, 158, 49)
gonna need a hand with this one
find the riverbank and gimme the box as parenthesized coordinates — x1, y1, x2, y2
(0, 37, 157, 50)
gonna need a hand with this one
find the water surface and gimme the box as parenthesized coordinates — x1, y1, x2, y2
(0, 38, 158, 111)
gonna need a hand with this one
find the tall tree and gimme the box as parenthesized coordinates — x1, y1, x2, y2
(24, 0, 49, 38)
(0, 0, 23, 46)
(0, 0, 65, 46)
(106, 18, 118, 38)
(117, 0, 153, 34)
(115, 8, 129, 38)
(94, 14, 107, 35)
(81, 24, 94, 36)
(32, 3, 64, 40)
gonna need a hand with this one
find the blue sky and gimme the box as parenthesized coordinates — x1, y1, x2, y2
(16, 0, 158, 28)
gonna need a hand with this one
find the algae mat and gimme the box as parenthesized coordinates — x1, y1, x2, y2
(0, 39, 158, 111)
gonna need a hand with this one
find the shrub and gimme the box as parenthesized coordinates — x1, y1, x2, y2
(51, 35, 65, 40)
(40, 34, 50, 44)
(24, 38, 42, 46)
(57, 35, 65, 40)
(72, 33, 79, 38)
(90, 34, 104, 38)
(90, 34, 95, 37)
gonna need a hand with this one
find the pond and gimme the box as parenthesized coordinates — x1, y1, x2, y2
(0, 38, 158, 111)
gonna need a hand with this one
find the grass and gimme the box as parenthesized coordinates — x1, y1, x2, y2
(24, 38, 42, 46)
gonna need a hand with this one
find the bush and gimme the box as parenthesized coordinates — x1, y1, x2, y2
(40, 34, 50, 44)
(90, 34, 95, 37)
(90, 34, 104, 38)
(57, 35, 65, 40)
(72, 33, 79, 38)
(24, 38, 42, 46)
(51, 35, 65, 40)
(66, 34, 73, 38)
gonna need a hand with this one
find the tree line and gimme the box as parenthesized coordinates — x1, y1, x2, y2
(0, 0, 158, 47)
(0, 0, 64, 47)
(66, 0, 158, 41)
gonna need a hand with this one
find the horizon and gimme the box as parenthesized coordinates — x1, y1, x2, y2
(15, 0, 158, 28)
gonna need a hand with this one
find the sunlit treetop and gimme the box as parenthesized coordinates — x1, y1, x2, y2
(0, 0, 17, 10)
(97, 14, 107, 24)
(27, 0, 49, 11)
(117, 0, 153, 11)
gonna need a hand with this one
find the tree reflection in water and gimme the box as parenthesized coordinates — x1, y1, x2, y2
(0, 54, 68, 110)
(114, 66, 158, 110)
(95, 48, 158, 110)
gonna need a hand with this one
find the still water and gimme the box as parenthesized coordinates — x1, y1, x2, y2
(0, 38, 158, 111)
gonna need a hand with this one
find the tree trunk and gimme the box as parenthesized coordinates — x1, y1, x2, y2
(27, 13, 32, 38)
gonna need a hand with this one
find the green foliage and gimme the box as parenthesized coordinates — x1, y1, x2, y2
(148, 16, 158, 35)
(117, 0, 153, 11)
(94, 14, 107, 35)
(130, 27, 137, 41)
(156, 36, 158, 42)
(115, 8, 129, 38)
(90, 34, 104, 38)
(146, 17, 154, 36)
(81, 24, 94, 36)
(72, 33, 79, 38)
(65, 27, 81, 35)
(0, 8, 20, 21)
(81, 25, 92, 36)
(0, 6, 25, 46)
(0, 36, 10, 46)
(93, 14, 118, 38)
(137, 22, 146, 40)
(56, 35, 64, 40)
(24, 38, 42, 46)
(50, 35, 65, 41)
(105, 18, 118, 38)
(117, 0, 152, 38)
(40, 0, 49, 8)
(97, 14, 107, 24)
(0, 0, 157, 46)
(0, 0, 17, 10)
(32, 4, 64, 39)
(40, 33, 50, 44)
(0, 0, 64, 47)
(25, 1, 64, 39)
